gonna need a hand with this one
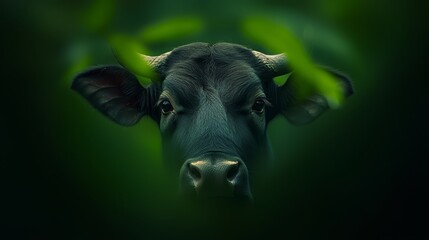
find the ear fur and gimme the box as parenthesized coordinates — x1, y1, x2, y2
(72, 65, 148, 126)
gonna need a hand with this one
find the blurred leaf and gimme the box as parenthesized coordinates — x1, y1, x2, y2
(242, 17, 345, 108)
(109, 17, 204, 82)
(109, 34, 157, 79)
(273, 73, 291, 86)
(139, 16, 204, 43)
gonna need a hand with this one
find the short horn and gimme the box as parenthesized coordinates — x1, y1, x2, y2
(113, 46, 171, 79)
(139, 51, 171, 74)
(251, 51, 290, 77)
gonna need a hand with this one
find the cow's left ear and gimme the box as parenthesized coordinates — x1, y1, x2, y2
(277, 68, 353, 125)
(72, 65, 150, 126)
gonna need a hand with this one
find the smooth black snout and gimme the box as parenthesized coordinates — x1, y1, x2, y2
(180, 154, 252, 200)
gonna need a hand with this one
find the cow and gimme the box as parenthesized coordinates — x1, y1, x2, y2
(72, 42, 353, 201)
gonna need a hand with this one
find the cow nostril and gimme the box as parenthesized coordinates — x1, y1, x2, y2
(188, 163, 201, 181)
(226, 162, 240, 182)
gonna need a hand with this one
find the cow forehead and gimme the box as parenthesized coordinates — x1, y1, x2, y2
(159, 43, 265, 107)
(164, 42, 257, 63)
(163, 42, 261, 82)
(162, 59, 263, 106)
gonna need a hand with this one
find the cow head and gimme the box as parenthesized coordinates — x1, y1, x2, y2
(72, 42, 353, 201)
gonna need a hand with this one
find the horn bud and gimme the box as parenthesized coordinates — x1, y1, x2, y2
(138, 51, 171, 75)
(251, 51, 290, 77)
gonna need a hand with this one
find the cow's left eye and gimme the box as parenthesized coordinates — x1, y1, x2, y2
(252, 98, 265, 113)
(160, 99, 174, 114)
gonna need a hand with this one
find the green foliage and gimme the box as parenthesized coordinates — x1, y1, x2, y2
(108, 34, 156, 78)
(107, 17, 204, 82)
(242, 17, 345, 108)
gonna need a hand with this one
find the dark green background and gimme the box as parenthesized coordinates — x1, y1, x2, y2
(2, 0, 427, 238)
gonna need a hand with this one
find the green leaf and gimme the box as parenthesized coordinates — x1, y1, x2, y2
(242, 17, 346, 108)
(109, 34, 156, 78)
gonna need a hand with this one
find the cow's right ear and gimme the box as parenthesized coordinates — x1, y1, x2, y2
(72, 65, 149, 126)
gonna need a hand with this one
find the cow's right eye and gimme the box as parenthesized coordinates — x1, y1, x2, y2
(160, 99, 174, 114)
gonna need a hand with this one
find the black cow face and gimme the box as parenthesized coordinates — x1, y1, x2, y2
(72, 42, 353, 201)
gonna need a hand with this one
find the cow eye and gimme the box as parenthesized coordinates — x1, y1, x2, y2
(160, 99, 174, 114)
(252, 98, 265, 113)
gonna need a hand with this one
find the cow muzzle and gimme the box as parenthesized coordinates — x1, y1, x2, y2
(179, 153, 252, 200)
